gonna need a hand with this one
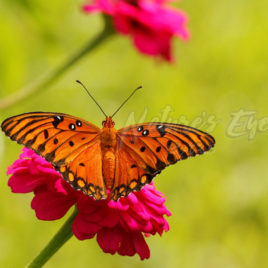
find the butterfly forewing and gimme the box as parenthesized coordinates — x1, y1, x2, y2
(1, 112, 108, 200)
(117, 122, 215, 158)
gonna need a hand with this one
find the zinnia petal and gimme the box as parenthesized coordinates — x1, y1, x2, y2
(31, 190, 76, 220)
(7, 148, 171, 259)
(83, 0, 190, 61)
(97, 226, 123, 254)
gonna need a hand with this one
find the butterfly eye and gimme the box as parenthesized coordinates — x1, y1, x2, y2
(137, 126, 143, 132)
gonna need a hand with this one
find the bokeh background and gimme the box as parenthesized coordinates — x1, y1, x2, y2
(0, 0, 267, 267)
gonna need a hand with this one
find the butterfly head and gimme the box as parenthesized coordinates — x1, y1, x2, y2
(102, 116, 115, 128)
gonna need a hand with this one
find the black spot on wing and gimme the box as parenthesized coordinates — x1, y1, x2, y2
(142, 130, 149, 136)
(156, 159, 166, 170)
(140, 146, 146, 152)
(37, 143, 46, 154)
(44, 129, 49, 139)
(166, 140, 172, 149)
(45, 150, 56, 162)
(52, 116, 64, 128)
(69, 123, 76, 130)
(76, 120, 82, 127)
(156, 125, 166, 137)
(25, 136, 38, 147)
(156, 146, 161, 152)
(167, 153, 176, 164)
(176, 146, 188, 159)
(69, 141, 74, 147)
(137, 126, 143, 132)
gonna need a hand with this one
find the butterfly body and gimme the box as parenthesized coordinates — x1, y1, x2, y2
(100, 117, 117, 189)
(1, 112, 215, 201)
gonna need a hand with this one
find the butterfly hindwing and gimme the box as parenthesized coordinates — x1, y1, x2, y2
(110, 122, 215, 200)
(56, 139, 107, 200)
(111, 139, 154, 200)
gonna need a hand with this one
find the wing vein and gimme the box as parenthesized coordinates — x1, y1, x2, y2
(117, 135, 148, 168)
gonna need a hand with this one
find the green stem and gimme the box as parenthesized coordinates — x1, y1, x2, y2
(0, 16, 115, 111)
(25, 207, 78, 268)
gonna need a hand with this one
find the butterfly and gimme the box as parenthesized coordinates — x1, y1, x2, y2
(1, 83, 215, 201)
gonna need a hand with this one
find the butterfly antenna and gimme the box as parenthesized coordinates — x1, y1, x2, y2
(76, 80, 107, 117)
(111, 86, 142, 118)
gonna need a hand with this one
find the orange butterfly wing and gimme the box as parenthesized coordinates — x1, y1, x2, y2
(1, 112, 107, 200)
(2, 114, 215, 201)
(110, 122, 215, 200)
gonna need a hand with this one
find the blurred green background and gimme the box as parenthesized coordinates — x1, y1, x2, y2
(0, 0, 268, 267)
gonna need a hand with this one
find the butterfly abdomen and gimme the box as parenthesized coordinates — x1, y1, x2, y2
(102, 150, 115, 189)
(100, 125, 117, 189)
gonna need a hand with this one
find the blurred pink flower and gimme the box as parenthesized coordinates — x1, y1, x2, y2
(83, 0, 189, 61)
(7, 148, 171, 260)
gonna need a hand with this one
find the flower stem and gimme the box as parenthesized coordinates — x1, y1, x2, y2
(0, 16, 115, 111)
(25, 207, 78, 268)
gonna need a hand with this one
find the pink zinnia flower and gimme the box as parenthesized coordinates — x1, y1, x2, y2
(7, 148, 171, 260)
(83, 0, 189, 61)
